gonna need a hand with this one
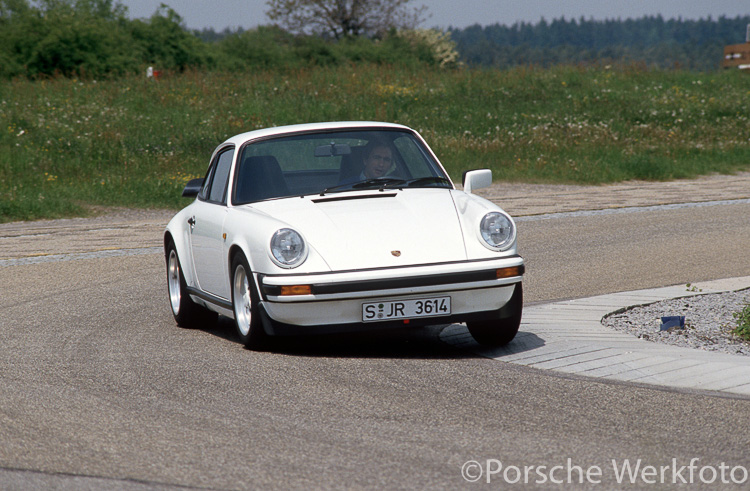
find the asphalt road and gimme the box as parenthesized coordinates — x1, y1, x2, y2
(1, 202, 750, 490)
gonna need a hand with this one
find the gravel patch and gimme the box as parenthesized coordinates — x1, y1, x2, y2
(603, 289, 750, 356)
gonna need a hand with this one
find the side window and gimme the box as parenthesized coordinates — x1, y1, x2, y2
(198, 147, 235, 204)
(393, 136, 434, 178)
(198, 164, 215, 201)
(207, 149, 235, 204)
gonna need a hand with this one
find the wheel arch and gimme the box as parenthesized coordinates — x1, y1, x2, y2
(163, 230, 175, 254)
(228, 243, 263, 296)
(228, 244, 245, 275)
(164, 229, 197, 288)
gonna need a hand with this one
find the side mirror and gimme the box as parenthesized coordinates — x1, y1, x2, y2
(462, 169, 492, 194)
(182, 178, 204, 198)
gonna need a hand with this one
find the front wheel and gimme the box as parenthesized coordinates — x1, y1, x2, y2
(231, 254, 268, 350)
(467, 283, 523, 347)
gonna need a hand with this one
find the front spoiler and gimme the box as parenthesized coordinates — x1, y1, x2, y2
(259, 255, 524, 302)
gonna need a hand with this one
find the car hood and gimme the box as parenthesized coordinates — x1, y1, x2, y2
(248, 189, 467, 271)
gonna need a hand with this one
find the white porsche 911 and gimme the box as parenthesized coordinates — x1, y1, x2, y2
(165, 122, 524, 349)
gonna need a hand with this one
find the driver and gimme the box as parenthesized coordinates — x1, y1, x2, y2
(361, 141, 393, 180)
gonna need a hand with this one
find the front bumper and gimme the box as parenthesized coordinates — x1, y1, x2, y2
(256, 255, 524, 335)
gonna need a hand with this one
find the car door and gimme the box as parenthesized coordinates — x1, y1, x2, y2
(189, 146, 234, 300)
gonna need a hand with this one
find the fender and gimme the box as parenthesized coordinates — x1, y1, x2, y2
(165, 205, 199, 289)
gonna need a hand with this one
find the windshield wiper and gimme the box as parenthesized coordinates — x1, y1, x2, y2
(319, 178, 405, 195)
(352, 178, 407, 190)
(319, 182, 357, 195)
(320, 176, 434, 196)
(402, 176, 452, 188)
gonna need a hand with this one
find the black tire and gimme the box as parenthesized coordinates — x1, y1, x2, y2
(230, 253, 268, 350)
(165, 240, 216, 329)
(467, 283, 523, 347)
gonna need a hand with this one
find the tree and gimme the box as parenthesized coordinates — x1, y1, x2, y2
(266, 0, 428, 39)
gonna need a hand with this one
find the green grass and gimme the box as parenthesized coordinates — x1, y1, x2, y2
(1, 65, 749, 222)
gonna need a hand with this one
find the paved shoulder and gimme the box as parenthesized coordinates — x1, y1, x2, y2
(441, 277, 750, 397)
(476, 171, 750, 216)
(0, 208, 173, 262)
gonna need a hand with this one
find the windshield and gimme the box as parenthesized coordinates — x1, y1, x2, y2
(232, 129, 451, 204)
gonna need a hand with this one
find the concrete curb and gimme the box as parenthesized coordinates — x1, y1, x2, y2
(440, 277, 750, 396)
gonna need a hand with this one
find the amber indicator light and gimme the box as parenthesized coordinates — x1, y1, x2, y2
(280, 285, 312, 296)
(496, 266, 523, 279)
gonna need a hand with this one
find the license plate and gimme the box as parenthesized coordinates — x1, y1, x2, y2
(362, 296, 451, 322)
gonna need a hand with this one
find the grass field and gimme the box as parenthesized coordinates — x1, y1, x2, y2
(1, 65, 749, 222)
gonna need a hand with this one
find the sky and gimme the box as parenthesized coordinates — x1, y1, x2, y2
(120, 0, 750, 31)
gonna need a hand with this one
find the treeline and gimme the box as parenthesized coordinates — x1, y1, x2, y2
(2, 0, 749, 79)
(450, 15, 750, 71)
(0, 0, 443, 79)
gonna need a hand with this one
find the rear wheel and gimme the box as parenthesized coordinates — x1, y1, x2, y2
(467, 283, 523, 347)
(231, 253, 268, 350)
(166, 241, 216, 328)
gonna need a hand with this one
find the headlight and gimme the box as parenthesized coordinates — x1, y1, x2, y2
(270, 228, 307, 268)
(479, 212, 515, 251)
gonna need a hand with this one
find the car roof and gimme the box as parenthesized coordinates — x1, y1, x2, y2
(222, 121, 413, 146)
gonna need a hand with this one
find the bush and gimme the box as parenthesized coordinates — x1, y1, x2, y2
(734, 303, 750, 342)
(396, 29, 460, 68)
(216, 26, 298, 69)
(214, 27, 451, 70)
(27, 14, 139, 78)
(0, 0, 141, 78)
(0, 0, 213, 79)
(128, 5, 214, 71)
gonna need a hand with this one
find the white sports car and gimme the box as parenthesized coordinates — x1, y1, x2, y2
(165, 122, 524, 349)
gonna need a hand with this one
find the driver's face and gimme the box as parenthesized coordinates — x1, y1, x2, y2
(363, 146, 393, 179)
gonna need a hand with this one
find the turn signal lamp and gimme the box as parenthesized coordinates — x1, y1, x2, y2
(496, 266, 524, 279)
(280, 285, 312, 296)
